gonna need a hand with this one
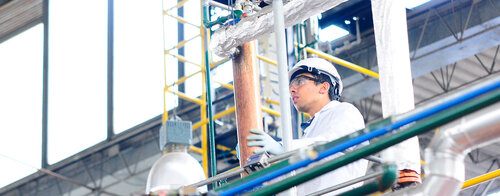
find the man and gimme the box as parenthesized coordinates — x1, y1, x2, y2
(247, 57, 368, 195)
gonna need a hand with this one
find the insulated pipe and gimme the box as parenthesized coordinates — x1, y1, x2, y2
(210, 0, 348, 57)
(386, 101, 500, 196)
(273, 0, 293, 154)
(232, 41, 264, 166)
(372, 0, 421, 174)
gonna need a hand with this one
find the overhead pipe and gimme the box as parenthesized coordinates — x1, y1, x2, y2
(203, 0, 231, 11)
(231, 41, 264, 167)
(210, 0, 348, 57)
(386, 101, 500, 196)
(215, 81, 500, 196)
(331, 17, 362, 55)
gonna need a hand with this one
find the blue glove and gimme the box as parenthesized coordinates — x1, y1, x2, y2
(247, 129, 283, 155)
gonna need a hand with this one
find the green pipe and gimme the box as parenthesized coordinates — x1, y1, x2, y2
(215, 106, 413, 191)
(203, 10, 243, 28)
(202, 5, 217, 186)
(215, 160, 290, 191)
(338, 164, 397, 196)
(246, 89, 500, 195)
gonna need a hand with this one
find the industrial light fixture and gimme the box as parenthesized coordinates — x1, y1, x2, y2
(318, 25, 349, 42)
(405, 0, 431, 9)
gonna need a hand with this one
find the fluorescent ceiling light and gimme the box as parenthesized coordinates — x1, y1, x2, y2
(319, 25, 349, 42)
(405, 0, 431, 9)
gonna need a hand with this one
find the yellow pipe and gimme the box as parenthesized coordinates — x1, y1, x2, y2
(164, 11, 200, 29)
(462, 169, 500, 189)
(190, 146, 203, 154)
(257, 55, 278, 66)
(166, 89, 203, 105)
(165, 52, 203, 69)
(222, 166, 241, 174)
(265, 98, 280, 106)
(217, 144, 237, 156)
(295, 44, 380, 79)
(304, 47, 379, 79)
(192, 106, 236, 130)
(214, 106, 236, 119)
(216, 81, 234, 90)
(262, 106, 281, 117)
(304, 47, 379, 78)
(168, 70, 202, 88)
(166, 0, 189, 11)
(166, 34, 201, 53)
(210, 58, 230, 69)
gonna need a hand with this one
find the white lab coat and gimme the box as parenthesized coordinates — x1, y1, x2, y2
(287, 100, 368, 196)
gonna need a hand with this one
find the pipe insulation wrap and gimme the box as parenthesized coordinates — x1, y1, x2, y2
(386, 101, 500, 196)
(209, 0, 348, 57)
(371, 0, 420, 173)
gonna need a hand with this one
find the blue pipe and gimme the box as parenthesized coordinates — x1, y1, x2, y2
(218, 79, 500, 196)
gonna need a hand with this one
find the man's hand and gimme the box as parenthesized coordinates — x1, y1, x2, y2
(247, 129, 283, 155)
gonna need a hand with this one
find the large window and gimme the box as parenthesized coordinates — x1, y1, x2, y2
(48, 0, 107, 164)
(0, 24, 43, 188)
(114, 0, 165, 133)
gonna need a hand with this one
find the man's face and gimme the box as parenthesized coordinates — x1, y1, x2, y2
(289, 73, 325, 113)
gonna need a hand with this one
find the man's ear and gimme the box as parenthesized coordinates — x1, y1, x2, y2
(319, 82, 330, 94)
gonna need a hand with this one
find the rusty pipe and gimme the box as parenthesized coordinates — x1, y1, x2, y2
(232, 41, 263, 167)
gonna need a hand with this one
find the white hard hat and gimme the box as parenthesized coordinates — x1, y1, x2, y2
(288, 58, 343, 95)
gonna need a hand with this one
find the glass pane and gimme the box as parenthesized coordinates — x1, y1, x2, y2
(114, 0, 166, 133)
(0, 24, 43, 188)
(48, 0, 107, 164)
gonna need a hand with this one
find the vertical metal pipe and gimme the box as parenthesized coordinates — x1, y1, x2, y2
(371, 0, 421, 174)
(107, 0, 114, 141)
(285, 27, 299, 139)
(42, 0, 49, 169)
(273, 2, 296, 195)
(178, 0, 185, 107)
(273, 0, 293, 154)
(232, 41, 263, 166)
